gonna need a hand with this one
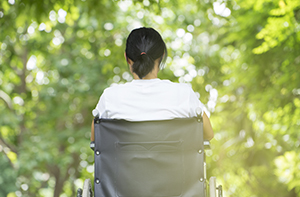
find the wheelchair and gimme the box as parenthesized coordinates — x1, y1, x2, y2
(77, 111, 223, 197)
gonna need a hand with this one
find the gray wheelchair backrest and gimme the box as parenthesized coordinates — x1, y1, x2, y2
(93, 117, 206, 197)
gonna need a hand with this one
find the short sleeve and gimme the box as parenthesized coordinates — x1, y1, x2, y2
(95, 90, 108, 119)
(188, 87, 210, 118)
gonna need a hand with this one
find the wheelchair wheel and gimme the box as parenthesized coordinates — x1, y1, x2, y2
(82, 179, 93, 197)
(209, 177, 217, 197)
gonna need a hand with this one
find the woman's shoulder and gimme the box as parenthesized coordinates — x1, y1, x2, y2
(159, 79, 190, 87)
(102, 83, 129, 95)
(161, 80, 194, 90)
(102, 80, 146, 95)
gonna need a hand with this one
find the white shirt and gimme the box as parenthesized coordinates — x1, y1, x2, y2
(95, 79, 207, 121)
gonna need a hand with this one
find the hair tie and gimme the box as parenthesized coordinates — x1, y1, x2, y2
(141, 52, 146, 55)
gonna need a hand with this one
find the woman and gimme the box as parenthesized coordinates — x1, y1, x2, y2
(91, 27, 214, 141)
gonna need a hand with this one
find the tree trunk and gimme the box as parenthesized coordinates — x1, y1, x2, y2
(53, 166, 64, 197)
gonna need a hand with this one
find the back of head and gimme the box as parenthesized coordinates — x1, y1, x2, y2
(125, 27, 167, 79)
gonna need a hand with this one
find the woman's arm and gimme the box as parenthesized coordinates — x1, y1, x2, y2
(203, 112, 214, 140)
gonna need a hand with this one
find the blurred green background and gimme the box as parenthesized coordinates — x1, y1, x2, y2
(0, 0, 300, 196)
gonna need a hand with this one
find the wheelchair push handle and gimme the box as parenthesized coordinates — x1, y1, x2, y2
(90, 141, 95, 151)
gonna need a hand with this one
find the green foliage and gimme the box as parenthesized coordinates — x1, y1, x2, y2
(253, 0, 300, 54)
(275, 151, 300, 193)
(0, 0, 299, 196)
(0, 154, 17, 196)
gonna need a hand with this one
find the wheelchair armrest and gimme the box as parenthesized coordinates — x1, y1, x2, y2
(204, 140, 211, 150)
(90, 141, 95, 151)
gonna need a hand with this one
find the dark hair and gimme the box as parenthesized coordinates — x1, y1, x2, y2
(125, 27, 167, 79)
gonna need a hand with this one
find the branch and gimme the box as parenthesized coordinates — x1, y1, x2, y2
(0, 137, 18, 153)
(1, 150, 15, 169)
(0, 137, 17, 169)
(0, 90, 12, 109)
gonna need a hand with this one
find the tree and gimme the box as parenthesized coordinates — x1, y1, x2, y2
(0, 0, 299, 196)
(209, 0, 300, 196)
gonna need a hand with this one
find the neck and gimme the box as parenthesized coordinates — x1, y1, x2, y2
(133, 72, 158, 80)
(131, 59, 160, 80)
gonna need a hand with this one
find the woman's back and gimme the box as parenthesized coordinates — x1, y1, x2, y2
(95, 78, 206, 121)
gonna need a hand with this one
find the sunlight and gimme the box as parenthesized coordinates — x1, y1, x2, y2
(213, 2, 231, 17)
(58, 9, 67, 23)
(26, 55, 37, 70)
